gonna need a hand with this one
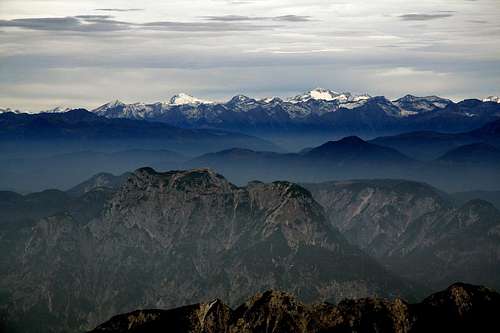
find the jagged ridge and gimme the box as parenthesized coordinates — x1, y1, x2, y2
(90, 283, 500, 333)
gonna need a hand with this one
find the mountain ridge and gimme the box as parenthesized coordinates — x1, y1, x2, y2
(86, 90, 500, 149)
(89, 283, 500, 333)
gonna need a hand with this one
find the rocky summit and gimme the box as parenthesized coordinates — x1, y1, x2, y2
(90, 283, 500, 333)
(0, 168, 415, 333)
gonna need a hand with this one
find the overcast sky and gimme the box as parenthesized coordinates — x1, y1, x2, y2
(1, 0, 499, 111)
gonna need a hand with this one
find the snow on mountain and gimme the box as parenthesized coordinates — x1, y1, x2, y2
(93, 100, 155, 119)
(224, 95, 260, 112)
(84, 89, 500, 127)
(0, 107, 23, 114)
(42, 106, 72, 113)
(393, 95, 452, 115)
(106, 100, 126, 108)
(288, 88, 371, 105)
(483, 96, 500, 103)
(260, 97, 283, 104)
(169, 93, 214, 106)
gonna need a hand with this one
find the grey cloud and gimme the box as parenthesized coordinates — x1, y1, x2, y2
(203, 14, 311, 22)
(0, 16, 130, 32)
(0, 16, 278, 33)
(75, 15, 114, 20)
(273, 15, 311, 22)
(469, 20, 487, 24)
(95, 8, 143, 12)
(203, 15, 263, 21)
(0, 17, 81, 30)
(141, 21, 278, 32)
(399, 13, 453, 21)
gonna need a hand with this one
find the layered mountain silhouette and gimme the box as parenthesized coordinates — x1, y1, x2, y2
(1, 106, 499, 193)
(2, 120, 499, 193)
(371, 118, 500, 160)
(187, 136, 417, 184)
(90, 283, 500, 333)
(0, 168, 417, 333)
(187, 133, 499, 191)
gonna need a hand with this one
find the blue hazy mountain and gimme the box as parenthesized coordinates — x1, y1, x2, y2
(187, 133, 500, 192)
(187, 136, 419, 184)
(436, 143, 500, 164)
(371, 118, 500, 160)
(0, 109, 279, 154)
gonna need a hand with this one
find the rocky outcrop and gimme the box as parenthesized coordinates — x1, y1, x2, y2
(304, 179, 452, 257)
(304, 180, 500, 290)
(90, 283, 500, 333)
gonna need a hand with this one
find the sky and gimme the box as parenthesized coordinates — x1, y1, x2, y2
(0, 0, 499, 111)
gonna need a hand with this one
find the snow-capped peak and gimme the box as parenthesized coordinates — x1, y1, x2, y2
(392, 95, 452, 114)
(228, 94, 254, 103)
(290, 88, 339, 103)
(105, 100, 126, 108)
(483, 96, 500, 103)
(260, 97, 283, 104)
(309, 88, 341, 101)
(289, 88, 371, 104)
(169, 93, 213, 106)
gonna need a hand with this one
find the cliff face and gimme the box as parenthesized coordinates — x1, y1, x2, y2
(304, 180, 500, 290)
(90, 283, 500, 333)
(303, 180, 453, 257)
(0, 169, 413, 332)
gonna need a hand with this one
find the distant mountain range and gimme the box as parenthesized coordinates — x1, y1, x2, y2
(85, 88, 500, 148)
(3, 88, 499, 149)
(90, 283, 500, 333)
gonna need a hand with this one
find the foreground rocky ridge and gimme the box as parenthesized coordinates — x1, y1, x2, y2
(0, 168, 414, 332)
(90, 283, 500, 333)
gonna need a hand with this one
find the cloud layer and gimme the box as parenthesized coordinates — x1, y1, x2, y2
(0, 0, 499, 111)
